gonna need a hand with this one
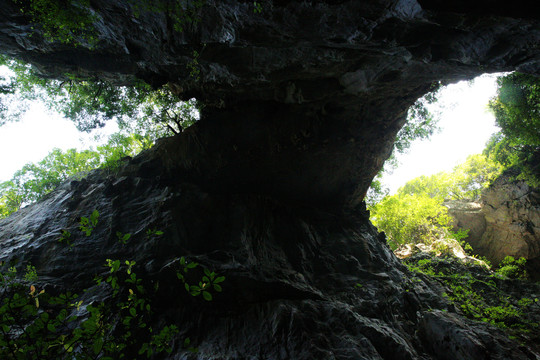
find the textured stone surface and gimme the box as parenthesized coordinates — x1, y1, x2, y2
(479, 174, 540, 266)
(2, 0, 540, 208)
(446, 175, 540, 269)
(1, 146, 538, 359)
(2, 1, 540, 358)
(445, 200, 486, 250)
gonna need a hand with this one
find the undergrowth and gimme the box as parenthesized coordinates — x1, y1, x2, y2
(405, 255, 539, 335)
(0, 210, 224, 359)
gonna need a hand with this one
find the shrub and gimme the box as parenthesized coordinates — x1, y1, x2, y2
(496, 256, 528, 279)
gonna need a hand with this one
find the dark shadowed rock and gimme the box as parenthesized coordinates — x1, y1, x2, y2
(0, 139, 538, 359)
(1, 0, 540, 358)
(2, 0, 540, 208)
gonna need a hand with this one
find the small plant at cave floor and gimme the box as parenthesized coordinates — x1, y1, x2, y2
(146, 228, 164, 238)
(79, 209, 99, 236)
(187, 49, 202, 80)
(116, 231, 131, 245)
(0, 257, 181, 359)
(253, 1, 263, 13)
(58, 229, 73, 248)
(0, 254, 192, 358)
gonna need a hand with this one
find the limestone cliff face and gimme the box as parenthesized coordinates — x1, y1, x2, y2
(1, 1, 540, 358)
(446, 174, 540, 268)
(445, 200, 486, 248)
(480, 174, 540, 265)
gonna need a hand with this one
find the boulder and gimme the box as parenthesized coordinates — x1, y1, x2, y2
(444, 200, 486, 250)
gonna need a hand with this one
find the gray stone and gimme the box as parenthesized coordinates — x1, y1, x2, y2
(445, 200, 486, 250)
(446, 175, 540, 267)
(1, 1, 540, 358)
(479, 174, 540, 265)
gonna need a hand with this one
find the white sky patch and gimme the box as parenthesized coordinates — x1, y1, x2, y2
(381, 73, 504, 194)
(0, 102, 117, 182)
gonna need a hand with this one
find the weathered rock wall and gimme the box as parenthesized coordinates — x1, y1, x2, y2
(1, 141, 537, 359)
(446, 174, 540, 267)
(479, 174, 540, 265)
(1, 1, 540, 358)
(445, 200, 486, 248)
(2, 0, 540, 208)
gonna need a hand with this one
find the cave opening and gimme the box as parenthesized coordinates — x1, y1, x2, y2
(1, 1, 540, 358)
(368, 71, 540, 272)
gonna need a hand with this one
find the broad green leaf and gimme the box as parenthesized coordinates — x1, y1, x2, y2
(202, 291, 212, 301)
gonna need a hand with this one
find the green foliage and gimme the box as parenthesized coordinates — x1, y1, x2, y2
(393, 82, 442, 156)
(0, 133, 151, 219)
(131, 0, 205, 33)
(489, 73, 540, 147)
(187, 50, 202, 80)
(399, 154, 502, 201)
(57, 230, 72, 248)
(486, 73, 540, 186)
(0, 57, 199, 134)
(369, 154, 502, 251)
(176, 257, 225, 302)
(0, 148, 101, 216)
(79, 209, 99, 236)
(14, 0, 97, 45)
(146, 229, 164, 238)
(366, 83, 442, 204)
(253, 1, 263, 13)
(116, 231, 131, 245)
(365, 172, 389, 207)
(484, 132, 540, 187)
(0, 58, 198, 220)
(406, 256, 538, 332)
(13, 0, 208, 46)
(496, 256, 528, 279)
(2, 215, 224, 359)
(369, 192, 453, 249)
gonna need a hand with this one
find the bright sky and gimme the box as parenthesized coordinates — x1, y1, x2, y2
(0, 103, 117, 182)
(382, 73, 502, 194)
(0, 73, 502, 186)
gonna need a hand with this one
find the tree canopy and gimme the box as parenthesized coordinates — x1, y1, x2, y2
(486, 73, 540, 186)
(399, 154, 502, 201)
(0, 134, 153, 218)
(370, 72, 540, 251)
(366, 84, 442, 204)
(0, 56, 199, 137)
(0, 55, 201, 219)
(369, 154, 501, 250)
(489, 73, 540, 147)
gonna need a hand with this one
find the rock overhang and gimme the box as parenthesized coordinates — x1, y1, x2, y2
(1, 0, 540, 209)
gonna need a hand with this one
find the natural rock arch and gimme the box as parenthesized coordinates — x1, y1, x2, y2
(1, 1, 540, 358)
